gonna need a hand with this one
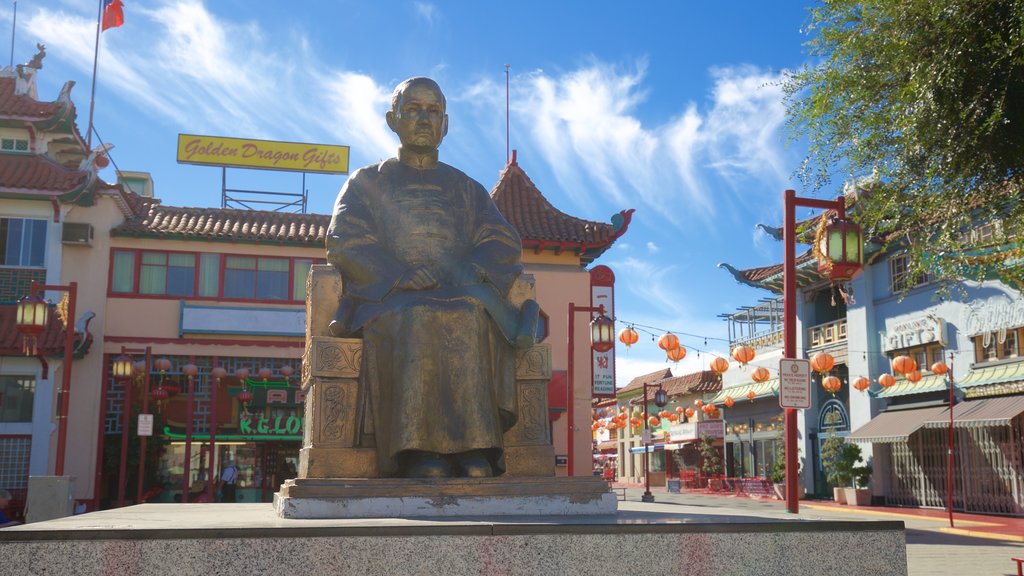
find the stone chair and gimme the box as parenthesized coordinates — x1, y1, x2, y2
(298, 264, 555, 479)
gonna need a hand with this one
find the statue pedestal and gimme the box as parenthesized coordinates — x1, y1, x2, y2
(274, 477, 616, 518)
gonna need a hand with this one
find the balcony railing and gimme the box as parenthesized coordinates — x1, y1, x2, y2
(733, 328, 784, 353)
(808, 318, 847, 348)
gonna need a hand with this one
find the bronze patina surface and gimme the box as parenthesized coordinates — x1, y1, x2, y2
(325, 77, 538, 479)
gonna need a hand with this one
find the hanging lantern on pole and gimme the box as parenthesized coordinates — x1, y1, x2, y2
(111, 353, 134, 382)
(15, 293, 49, 356)
(815, 215, 864, 282)
(590, 314, 615, 352)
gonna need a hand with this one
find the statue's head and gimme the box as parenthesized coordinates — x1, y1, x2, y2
(386, 77, 449, 151)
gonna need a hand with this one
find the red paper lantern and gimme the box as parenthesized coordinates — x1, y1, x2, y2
(852, 376, 870, 393)
(746, 390, 757, 402)
(618, 327, 639, 348)
(892, 355, 917, 375)
(731, 345, 755, 366)
(816, 215, 863, 282)
(724, 396, 735, 408)
(810, 352, 835, 375)
(280, 365, 295, 378)
(684, 408, 695, 418)
(237, 388, 253, 403)
(154, 358, 172, 372)
(751, 366, 771, 383)
(235, 367, 251, 381)
(150, 387, 169, 402)
(905, 369, 923, 383)
(822, 375, 842, 396)
(930, 361, 949, 375)
(666, 346, 687, 363)
(211, 366, 228, 380)
(163, 383, 180, 398)
(648, 416, 661, 427)
(878, 373, 897, 388)
(710, 357, 730, 375)
(658, 333, 680, 352)
(182, 363, 199, 378)
(675, 406, 685, 414)
(694, 399, 704, 408)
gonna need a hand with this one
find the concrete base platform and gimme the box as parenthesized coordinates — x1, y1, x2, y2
(274, 476, 617, 518)
(0, 502, 907, 575)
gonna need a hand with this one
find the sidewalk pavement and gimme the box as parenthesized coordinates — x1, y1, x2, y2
(611, 482, 1024, 542)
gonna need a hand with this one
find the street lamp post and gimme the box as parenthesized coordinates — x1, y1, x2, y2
(111, 347, 153, 506)
(16, 281, 77, 476)
(783, 189, 862, 515)
(566, 303, 614, 477)
(641, 383, 668, 503)
(946, 352, 956, 528)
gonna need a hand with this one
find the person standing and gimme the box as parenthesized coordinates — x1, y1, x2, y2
(219, 460, 238, 503)
(0, 490, 20, 527)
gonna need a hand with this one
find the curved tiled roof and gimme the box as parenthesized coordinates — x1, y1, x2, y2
(0, 305, 89, 358)
(112, 201, 331, 246)
(0, 77, 64, 119)
(0, 153, 89, 193)
(490, 151, 632, 264)
(617, 368, 674, 395)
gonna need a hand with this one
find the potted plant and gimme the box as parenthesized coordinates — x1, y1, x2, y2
(770, 430, 803, 500)
(821, 433, 868, 505)
(844, 459, 873, 507)
(698, 434, 724, 491)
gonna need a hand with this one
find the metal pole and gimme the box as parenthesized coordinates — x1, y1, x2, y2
(208, 361, 219, 502)
(642, 384, 654, 503)
(134, 347, 151, 503)
(783, 189, 799, 514)
(182, 369, 195, 502)
(947, 352, 955, 528)
(9, 1, 16, 69)
(85, 0, 103, 150)
(567, 303, 575, 477)
(55, 282, 76, 476)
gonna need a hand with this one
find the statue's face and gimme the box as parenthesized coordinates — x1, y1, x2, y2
(388, 83, 448, 149)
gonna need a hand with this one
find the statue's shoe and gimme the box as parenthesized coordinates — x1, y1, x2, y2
(453, 450, 493, 478)
(403, 452, 452, 478)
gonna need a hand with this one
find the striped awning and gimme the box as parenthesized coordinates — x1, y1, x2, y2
(957, 362, 1024, 392)
(710, 378, 779, 404)
(627, 444, 664, 454)
(874, 372, 953, 398)
(846, 405, 949, 443)
(921, 396, 1024, 429)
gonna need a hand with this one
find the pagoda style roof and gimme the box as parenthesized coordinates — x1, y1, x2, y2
(717, 250, 825, 294)
(111, 200, 331, 247)
(490, 151, 633, 266)
(0, 153, 90, 196)
(0, 305, 92, 358)
(651, 370, 722, 396)
(0, 76, 66, 121)
(617, 368, 674, 395)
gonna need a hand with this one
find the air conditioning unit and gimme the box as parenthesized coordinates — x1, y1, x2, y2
(62, 222, 93, 246)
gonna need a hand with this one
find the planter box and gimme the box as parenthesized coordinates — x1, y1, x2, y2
(833, 486, 847, 505)
(844, 488, 871, 507)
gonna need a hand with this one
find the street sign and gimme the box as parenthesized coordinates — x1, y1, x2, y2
(779, 359, 812, 409)
(137, 413, 154, 437)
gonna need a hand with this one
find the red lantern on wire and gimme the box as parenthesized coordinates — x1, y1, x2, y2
(694, 399, 704, 408)
(731, 345, 755, 366)
(648, 416, 661, 428)
(618, 327, 639, 349)
(810, 352, 834, 375)
(822, 375, 842, 396)
(684, 407, 695, 419)
(150, 386, 169, 403)
(658, 332, 680, 352)
(852, 376, 870, 393)
(905, 369, 923, 383)
(892, 355, 917, 375)
(724, 396, 735, 408)
(878, 373, 897, 388)
(237, 388, 254, 403)
(280, 365, 295, 383)
(710, 357, 729, 375)
(666, 346, 687, 364)
(930, 361, 949, 375)
(751, 366, 771, 383)
(746, 390, 757, 402)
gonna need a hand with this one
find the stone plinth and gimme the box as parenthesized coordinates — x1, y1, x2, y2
(0, 503, 909, 576)
(274, 476, 615, 518)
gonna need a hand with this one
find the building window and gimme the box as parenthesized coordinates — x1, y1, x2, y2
(974, 327, 1022, 364)
(0, 138, 29, 152)
(292, 259, 313, 301)
(889, 254, 930, 293)
(0, 217, 46, 267)
(140, 252, 196, 296)
(888, 343, 945, 374)
(0, 436, 31, 491)
(0, 376, 35, 422)
(224, 256, 289, 300)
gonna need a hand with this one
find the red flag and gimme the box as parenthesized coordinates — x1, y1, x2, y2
(101, 0, 124, 31)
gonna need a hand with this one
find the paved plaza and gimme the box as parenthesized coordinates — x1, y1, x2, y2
(615, 487, 1024, 576)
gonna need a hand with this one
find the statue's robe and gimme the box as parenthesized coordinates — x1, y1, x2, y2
(326, 158, 523, 476)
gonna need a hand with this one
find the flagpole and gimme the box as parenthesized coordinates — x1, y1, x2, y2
(9, 1, 16, 68)
(86, 0, 104, 150)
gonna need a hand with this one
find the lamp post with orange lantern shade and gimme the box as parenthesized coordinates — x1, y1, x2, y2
(566, 304, 615, 476)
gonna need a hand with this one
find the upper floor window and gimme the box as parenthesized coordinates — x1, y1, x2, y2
(973, 327, 1022, 364)
(0, 376, 35, 423)
(0, 217, 46, 267)
(111, 248, 320, 302)
(889, 254, 930, 293)
(0, 138, 29, 152)
(888, 343, 945, 375)
(962, 220, 1003, 246)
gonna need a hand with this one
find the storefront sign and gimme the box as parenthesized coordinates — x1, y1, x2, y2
(240, 415, 304, 436)
(669, 420, 724, 442)
(176, 134, 350, 174)
(963, 296, 1024, 336)
(880, 314, 947, 352)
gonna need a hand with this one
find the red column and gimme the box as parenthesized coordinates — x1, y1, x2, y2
(135, 347, 151, 503)
(783, 189, 799, 514)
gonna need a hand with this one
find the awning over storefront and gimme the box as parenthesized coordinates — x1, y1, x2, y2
(874, 373, 952, 398)
(627, 444, 664, 454)
(958, 362, 1024, 398)
(709, 378, 779, 404)
(921, 396, 1024, 429)
(846, 405, 949, 443)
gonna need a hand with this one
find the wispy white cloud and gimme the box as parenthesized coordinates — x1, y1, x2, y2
(413, 2, 440, 25)
(646, 242, 659, 253)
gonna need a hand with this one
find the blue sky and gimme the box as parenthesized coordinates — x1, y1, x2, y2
(13, 1, 828, 385)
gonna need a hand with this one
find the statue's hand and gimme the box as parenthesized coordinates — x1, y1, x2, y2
(397, 266, 439, 291)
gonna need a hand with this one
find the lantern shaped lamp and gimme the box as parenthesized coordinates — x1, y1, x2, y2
(666, 346, 687, 363)
(710, 356, 729, 375)
(590, 314, 615, 353)
(751, 366, 771, 383)
(618, 327, 639, 349)
(731, 345, 755, 366)
(817, 215, 864, 282)
(653, 387, 668, 408)
(112, 353, 134, 382)
(15, 293, 49, 355)
(658, 332, 680, 352)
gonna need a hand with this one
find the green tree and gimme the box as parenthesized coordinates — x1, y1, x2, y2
(698, 434, 723, 477)
(820, 433, 871, 489)
(785, 0, 1024, 292)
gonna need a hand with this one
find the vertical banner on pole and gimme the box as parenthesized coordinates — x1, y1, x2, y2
(590, 266, 616, 399)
